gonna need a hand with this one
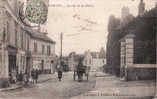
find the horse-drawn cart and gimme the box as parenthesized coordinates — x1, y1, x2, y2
(73, 65, 90, 82)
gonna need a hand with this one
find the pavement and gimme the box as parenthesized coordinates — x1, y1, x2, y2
(1, 71, 155, 99)
(0, 72, 96, 99)
(71, 71, 156, 99)
(0, 73, 56, 92)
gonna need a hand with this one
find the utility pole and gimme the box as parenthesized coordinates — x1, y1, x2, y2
(60, 32, 63, 68)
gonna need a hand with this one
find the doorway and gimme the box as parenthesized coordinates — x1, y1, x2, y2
(41, 60, 44, 73)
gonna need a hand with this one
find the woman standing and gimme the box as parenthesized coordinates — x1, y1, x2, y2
(58, 68, 62, 81)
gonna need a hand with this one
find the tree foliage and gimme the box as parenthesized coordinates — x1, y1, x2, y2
(105, 7, 156, 76)
(106, 15, 120, 75)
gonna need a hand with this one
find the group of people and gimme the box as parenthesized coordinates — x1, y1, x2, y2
(9, 68, 39, 85)
(30, 69, 39, 84)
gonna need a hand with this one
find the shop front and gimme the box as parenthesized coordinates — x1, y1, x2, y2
(8, 45, 17, 83)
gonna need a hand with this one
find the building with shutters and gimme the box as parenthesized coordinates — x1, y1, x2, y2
(0, 0, 56, 81)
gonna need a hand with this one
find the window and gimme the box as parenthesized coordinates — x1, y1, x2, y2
(7, 22, 10, 42)
(27, 38, 29, 51)
(42, 44, 45, 54)
(47, 45, 51, 55)
(21, 31, 23, 49)
(15, 22, 18, 47)
(89, 59, 92, 65)
(34, 42, 38, 52)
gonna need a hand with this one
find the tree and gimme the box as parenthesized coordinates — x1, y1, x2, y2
(106, 15, 121, 75)
(105, 7, 156, 75)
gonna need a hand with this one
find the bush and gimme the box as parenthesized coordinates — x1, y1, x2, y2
(0, 78, 10, 88)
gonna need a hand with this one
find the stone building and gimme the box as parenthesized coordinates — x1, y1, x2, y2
(120, 6, 134, 27)
(83, 49, 106, 71)
(68, 52, 83, 71)
(0, 0, 56, 81)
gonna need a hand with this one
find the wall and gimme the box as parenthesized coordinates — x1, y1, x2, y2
(127, 64, 156, 81)
(127, 67, 156, 81)
(120, 34, 156, 81)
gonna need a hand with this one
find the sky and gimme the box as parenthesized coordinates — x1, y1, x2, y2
(44, 0, 156, 56)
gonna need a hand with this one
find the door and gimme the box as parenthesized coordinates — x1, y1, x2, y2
(41, 60, 44, 72)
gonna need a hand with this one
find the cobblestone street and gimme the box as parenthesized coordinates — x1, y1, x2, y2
(0, 72, 96, 99)
(0, 71, 155, 99)
(71, 72, 156, 99)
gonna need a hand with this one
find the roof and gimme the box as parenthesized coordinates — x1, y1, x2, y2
(24, 26, 56, 44)
(4, 1, 55, 44)
(90, 49, 106, 59)
(90, 52, 99, 58)
(99, 48, 106, 58)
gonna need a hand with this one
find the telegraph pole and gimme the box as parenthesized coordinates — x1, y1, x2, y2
(60, 32, 63, 68)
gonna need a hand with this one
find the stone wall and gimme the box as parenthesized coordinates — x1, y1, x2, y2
(120, 33, 156, 81)
(127, 67, 156, 81)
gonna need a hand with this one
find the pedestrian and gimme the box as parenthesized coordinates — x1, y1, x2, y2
(58, 69, 62, 81)
(11, 69, 17, 83)
(35, 69, 39, 83)
(31, 69, 35, 84)
(23, 73, 29, 85)
(18, 71, 23, 83)
(29, 73, 33, 83)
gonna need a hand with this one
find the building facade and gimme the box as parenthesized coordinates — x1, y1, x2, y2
(68, 52, 83, 71)
(83, 49, 106, 71)
(0, 0, 56, 81)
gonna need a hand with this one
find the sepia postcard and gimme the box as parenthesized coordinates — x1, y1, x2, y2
(0, 0, 156, 99)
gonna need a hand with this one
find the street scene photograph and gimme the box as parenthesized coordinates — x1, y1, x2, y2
(0, 0, 156, 99)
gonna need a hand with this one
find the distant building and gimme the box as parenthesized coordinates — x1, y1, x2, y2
(68, 52, 76, 71)
(68, 52, 84, 71)
(138, 0, 145, 16)
(83, 48, 106, 71)
(83, 50, 93, 69)
(121, 6, 130, 20)
(120, 6, 134, 27)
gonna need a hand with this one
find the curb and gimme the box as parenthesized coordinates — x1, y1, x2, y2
(0, 76, 53, 92)
(95, 74, 111, 77)
(0, 85, 23, 92)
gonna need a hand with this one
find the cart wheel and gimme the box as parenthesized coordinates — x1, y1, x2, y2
(73, 71, 76, 81)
